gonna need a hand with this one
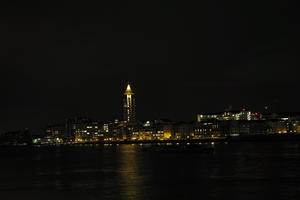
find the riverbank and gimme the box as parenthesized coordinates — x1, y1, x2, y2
(1, 133, 300, 147)
(73, 133, 300, 145)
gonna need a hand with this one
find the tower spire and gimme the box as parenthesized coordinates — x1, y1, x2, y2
(124, 83, 134, 95)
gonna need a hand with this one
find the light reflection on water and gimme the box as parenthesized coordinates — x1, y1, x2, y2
(0, 142, 300, 200)
(118, 145, 140, 199)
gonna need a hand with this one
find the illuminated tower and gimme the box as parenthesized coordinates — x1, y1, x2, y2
(123, 83, 136, 122)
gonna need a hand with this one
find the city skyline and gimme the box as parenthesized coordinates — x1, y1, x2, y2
(1, 81, 299, 134)
(1, 1, 300, 133)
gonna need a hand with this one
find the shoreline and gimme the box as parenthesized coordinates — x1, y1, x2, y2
(1, 133, 300, 147)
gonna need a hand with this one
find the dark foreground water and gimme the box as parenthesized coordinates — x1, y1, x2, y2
(1, 142, 300, 200)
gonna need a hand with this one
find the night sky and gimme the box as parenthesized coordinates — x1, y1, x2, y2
(0, 0, 299, 132)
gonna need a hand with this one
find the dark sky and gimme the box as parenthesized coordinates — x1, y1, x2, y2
(0, 0, 299, 132)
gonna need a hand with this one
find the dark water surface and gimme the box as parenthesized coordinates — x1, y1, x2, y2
(1, 142, 300, 200)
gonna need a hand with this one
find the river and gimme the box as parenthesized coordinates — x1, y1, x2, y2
(1, 142, 300, 200)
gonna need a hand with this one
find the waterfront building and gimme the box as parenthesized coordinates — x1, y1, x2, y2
(135, 121, 166, 140)
(123, 83, 136, 122)
(194, 121, 221, 138)
(194, 119, 268, 137)
(45, 123, 66, 141)
(104, 120, 127, 141)
(162, 123, 173, 139)
(72, 118, 103, 142)
(266, 120, 288, 134)
(197, 110, 261, 122)
(172, 122, 194, 140)
(46, 117, 104, 143)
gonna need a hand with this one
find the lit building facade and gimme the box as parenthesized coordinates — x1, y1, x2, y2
(74, 120, 103, 143)
(197, 110, 262, 122)
(46, 117, 104, 143)
(123, 83, 136, 122)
